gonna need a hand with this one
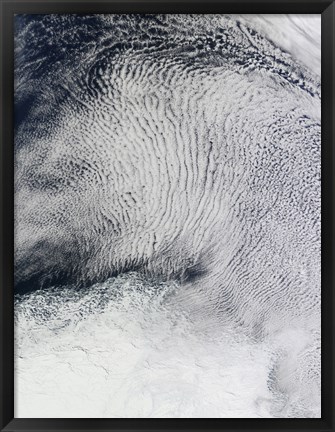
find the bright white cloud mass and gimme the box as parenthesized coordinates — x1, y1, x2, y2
(14, 14, 320, 418)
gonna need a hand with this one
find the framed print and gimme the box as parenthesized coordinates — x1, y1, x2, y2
(1, 0, 334, 431)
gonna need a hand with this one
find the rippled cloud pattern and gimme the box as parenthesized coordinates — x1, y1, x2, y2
(14, 14, 321, 418)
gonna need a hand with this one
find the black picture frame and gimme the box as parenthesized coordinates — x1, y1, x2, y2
(1, 0, 334, 431)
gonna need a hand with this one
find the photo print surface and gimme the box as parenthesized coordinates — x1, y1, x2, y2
(14, 14, 321, 418)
